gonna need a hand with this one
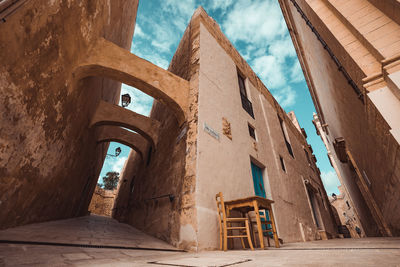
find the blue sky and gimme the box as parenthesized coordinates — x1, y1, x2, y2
(99, 0, 341, 195)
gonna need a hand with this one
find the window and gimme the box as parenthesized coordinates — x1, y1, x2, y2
(304, 149, 311, 164)
(248, 124, 256, 140)
(279, 156, 286, 172)
(278, 115, 294, 158)
(238, 71, 247, 97)
(346, 201, 350, 209)
(238, 70, 254, 118)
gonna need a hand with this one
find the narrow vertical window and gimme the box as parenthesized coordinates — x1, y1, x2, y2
(238, 72, 247, 97)
(248, 123, 256, 140)
(304, 149, 311, 164)
(238, 70, 254, 118)
(279, 156, 286, 172)
(278, 115, 294, 157)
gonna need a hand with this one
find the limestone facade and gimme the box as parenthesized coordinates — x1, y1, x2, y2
(278, 0, 400, 236)
(88, 186, 117, 217)
(0, 0, 138, 229)
(1, 0, 340, 252)
(330, 185, 364, 238)
(114, 7, 337, 251)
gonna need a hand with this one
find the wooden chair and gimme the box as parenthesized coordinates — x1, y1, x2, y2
(215, 192, 254, 251)
(249, 209, 280, 247)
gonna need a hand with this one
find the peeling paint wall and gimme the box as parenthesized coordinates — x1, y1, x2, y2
(0, 0, 138, 229)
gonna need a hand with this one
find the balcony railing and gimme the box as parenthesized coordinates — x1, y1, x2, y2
(240, 93, 254, 119)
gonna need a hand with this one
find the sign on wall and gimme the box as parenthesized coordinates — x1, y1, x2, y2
(204, 123, 220, 141)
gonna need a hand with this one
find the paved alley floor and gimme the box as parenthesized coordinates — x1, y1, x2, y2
(0, 215, 399, 266)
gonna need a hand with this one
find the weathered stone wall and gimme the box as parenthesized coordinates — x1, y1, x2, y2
(279, 0, 400, 236)
(88, 186, 117, 217)
(114, 11, 200, 250)
(330, 185, 364, 238)
(195, 10, 336, 249)
(0, 0, 138, 229)
(116, 7, 338, 250)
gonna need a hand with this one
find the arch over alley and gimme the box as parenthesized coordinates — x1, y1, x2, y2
(96, 126, 148, 160)
(90, 100, 160, 148)
(74, 38, 190, 126)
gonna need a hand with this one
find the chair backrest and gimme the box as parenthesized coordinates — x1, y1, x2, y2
(215, 192, 227, 222)
(259, 210, 267, 221)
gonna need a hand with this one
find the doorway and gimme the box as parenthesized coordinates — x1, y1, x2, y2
(306, 186, 322, 229)
(251, 161, 266, 198)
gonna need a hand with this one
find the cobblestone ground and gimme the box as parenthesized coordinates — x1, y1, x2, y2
(0, 215, 399, 266)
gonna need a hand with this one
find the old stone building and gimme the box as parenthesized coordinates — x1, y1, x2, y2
(88, 186, 117, 217)
(113, 7, 337, 251)
(278, 0, 400, 237)
(313, 112, 364, 235)
(0, 0, 139, 229)
(0, 0, 337, 253)
(330, 185, 364, 238)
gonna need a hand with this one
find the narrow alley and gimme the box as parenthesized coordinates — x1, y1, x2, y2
(0, 216, 399, 266)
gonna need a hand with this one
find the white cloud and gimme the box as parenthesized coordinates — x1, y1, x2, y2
(131, 42, 169, 69)
(252, 55, 286, 89)
(134, 23, 146, 38)
(271, 86, 297, 108)
(111, 156, 128, 173)
(222, 0, 286, 44)
(208, 0, 234, 13)
(290, 60, 305, 83)
(161, 0, 196, 31)
(120, 84, 154, 116)
(162, 0, 196, 18)
(268, 36, 296, 60)
(321, 171, 341, 195)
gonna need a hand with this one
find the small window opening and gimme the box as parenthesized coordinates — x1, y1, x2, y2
(248, 124, 256, 140)
(238, 69, 254, 118)
(279, 156, 286, 172)
(238, 71, 247, 97)
(278, 115, 294, 158)
(304, 149, 311, 164)
(346, 201, 350, 209)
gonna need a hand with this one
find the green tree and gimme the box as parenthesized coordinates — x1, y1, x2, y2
(101, 171, 120, 190)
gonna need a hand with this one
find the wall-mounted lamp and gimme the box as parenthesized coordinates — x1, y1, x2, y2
(121, 93, 131, 108)
(107, 147, 122, 158)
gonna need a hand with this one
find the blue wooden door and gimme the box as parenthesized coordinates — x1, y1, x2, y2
(250, 162, 272, 235)
(251, 162, 266, 198)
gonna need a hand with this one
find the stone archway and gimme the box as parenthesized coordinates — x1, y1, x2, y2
(90, 100, 160, 148)
(96, 126, 148, 160)
(74, 37, 190, 126)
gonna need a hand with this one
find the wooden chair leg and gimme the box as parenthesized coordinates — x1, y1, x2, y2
(252, 228, 258, 248)
(219, 227, 223, 251)
(245, 220, 254, 250)
(240, 237, 246, 249)
(223, 226, 228, 251)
